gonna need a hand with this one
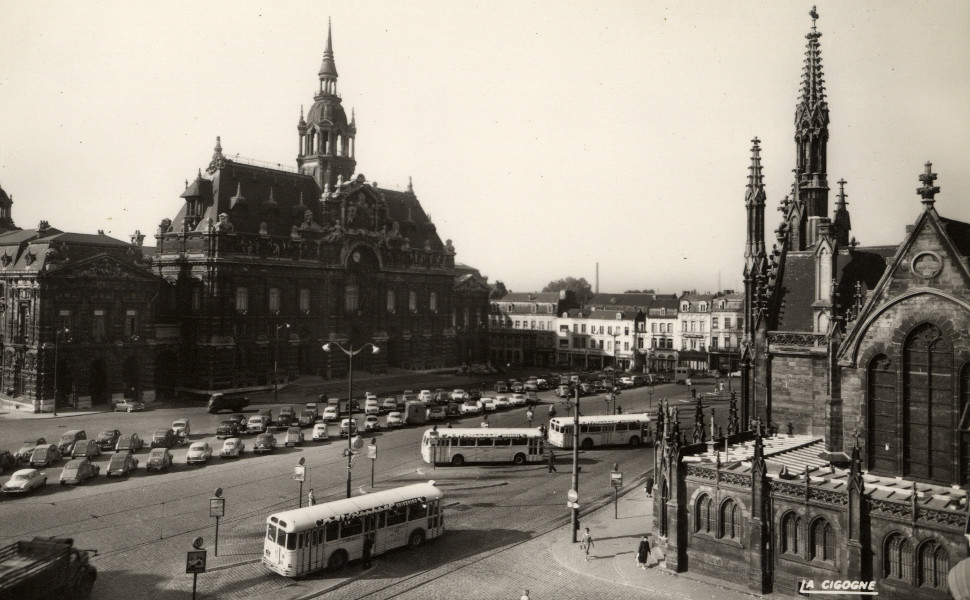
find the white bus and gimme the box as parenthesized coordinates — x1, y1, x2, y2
(547, 414, 650, 449)
(262, 481, 444, 577)
(421, 427, 545, 466)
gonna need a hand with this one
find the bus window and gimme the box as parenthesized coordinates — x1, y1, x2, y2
(476, 438, 493, 447)
(286, 533, 297, 550)
(341, 517, 363, 538)
(510, 437, 526, 446)
(615, 422, 628, 431)
(298, 533, 304, 549)
(458, 437, 475, 447)
(494, 438, 511, 446)
(387, 505, 408, 526)
(277, 528, 287, 547)
(409, 503, 428, 520)
(326, 520, 339, 541)
(267, 524, 277, 542)
(378, 513, 386, 528)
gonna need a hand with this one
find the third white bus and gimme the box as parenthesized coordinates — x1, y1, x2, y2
(262, 481, 444, 577)
(421, 427, 545, 466)
(547, 414, 650, 449)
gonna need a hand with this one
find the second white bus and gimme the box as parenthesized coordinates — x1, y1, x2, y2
(263, 481, 444, 577)
(421, 427, 545, 466)
(547, 414, 650, 449)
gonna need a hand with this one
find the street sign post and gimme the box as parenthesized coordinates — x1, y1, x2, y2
(610, 470, 622, 519)
(186, 538, 206, 600)
(368, 440, 377, 487)
(294, 457, 306, 508)
(209, 488, 225, 556)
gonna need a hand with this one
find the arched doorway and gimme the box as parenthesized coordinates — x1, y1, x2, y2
(122, 356, 140, 400)
(88, 358, 109, 406)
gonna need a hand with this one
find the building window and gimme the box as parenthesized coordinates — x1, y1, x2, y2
(124, 310, 138, 339)
(464, 308, 470, 327)
(599, 340, 605, 350)
(918, 540, 948, 590)
(724, 317, 731, 328)
(514, 320, 520, 328)
(573, 324, 578, 333)
(682, 321, 687, 332)
(690, 339, 696, 350)
(231, 286, 249, 313)
(695, 494, 713, 533)
(690, 321, 695, 332)
(386, 290, 396, 313)
(599, 326, 604, 334)
(345, 284, 359, 312)
(782, 513, 800, 555)
(811, 519, 834, 561)
(712, 317, 718, 329)
(581, 324, 586, 334)
(638, 338, 643, 349)
(665, 339, 672, 349)
(299, 288, 310, 313)
(624, 327, 629, 335)
(530, 320, 536, 329)
(560, 325, 569, 333)
(719, 499, 739, 539)
(269, 287, 281, 314)
(699, 322, 704, 333)
(651, 323, 657, 333)
(191, 288, 201, 312)
(607, 326, 612, 335)
(409, 291, 418, 313)
(430, 291, 437, 312)
(92, 310, 106, 341)
(884, 533, 913, 582)
(711, 338, 718, 350)
(624, 342, 629, 351)
(904, 323, 953, 482)
(651, 338, 657, 349)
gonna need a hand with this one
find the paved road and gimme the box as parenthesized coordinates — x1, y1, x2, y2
(0, 378, 732, 599)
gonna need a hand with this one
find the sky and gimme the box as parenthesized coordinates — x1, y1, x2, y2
(1, 1, 968, 295)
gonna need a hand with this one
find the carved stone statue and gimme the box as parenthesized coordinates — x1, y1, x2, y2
(214, 213, 234, 233)
(259, 222, 269, 236)
(158, 218, 172, 234)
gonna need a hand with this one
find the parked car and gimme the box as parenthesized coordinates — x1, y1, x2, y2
(29, 444, 61, 467)
(145, 448, 173, 472)
(219, 438, 245, 458)
(95, 429, 121, 451)
(0, 451, 15, 475)
(511, 382, 524, 393)
(460, 400, 481, 415)
(524, 379, 538, 391)
(509, 393, 528, 407)
(185, 442, 213, 464)
(171, 418, 191, 438)
(364, 392, 378, 402)
(15, 438, 46, 463)
(493, 395, 511, 409)
(339, 419, 358, 438)
(450, 389, 467, 401)
(536, 378, 550, 390)
(277, 406, 297, 428)
(364, 399, 381, 416)
(151, 429, 178, 449)
(59, 458, 99, 485)
(494, 382, 508, 393)
(228, 414, 248, 429)
(283, 427, 304, 447)
(312, 423, 330, 441)
(557, 385, 572, 398)
(299, 408, 319, 427)
(386, 411, 404, 427)
(444, 402, 462, 417)
(246, 415, 269, 434)
(467, 389, 482, 400)
(114, 400, 145, 412)
(71, 440, 102, 460)
(253, 433, 277, 454)
(321, 407, 339, 423)
(418, 390, 433, 403)
(106, 451, 138, 477)
(382, 397, 398, 412)
(216, 421, 241, 439)
(207, 392, 250, 413)
(481, 398, 497, 412)
(426, 406, 446, 421)
(363, 415, 381, 432)
(115, 433, 144, 453)
(3, 468, 47, 494)
(525, 391, 539, 406)
(57, 430, 87, 455)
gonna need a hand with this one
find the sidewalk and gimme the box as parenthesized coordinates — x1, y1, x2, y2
(0, 406, 113, 420)
(547, 476, 761, 600)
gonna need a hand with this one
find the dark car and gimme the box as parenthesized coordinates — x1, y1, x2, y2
(59, 458, 100, 485)
(215, 421, 241, 439)
(277, 406, 296, 428)
(253, 433, 277, 454)
(151, 429, 178, 449)
(15, 438, 45, 463)
(145, 448, 173, 472)
(467, 389, 482, 400)
(299, 408, 319, 427)
(57, 430, 87, 455)
(0, 450, 15, 475)
(444, 402, 461, 417)
(107, 451, 139, 477)
(95, 429, 121, 451)
(115, 433, 144, 453)
(228, 414, 248, 429)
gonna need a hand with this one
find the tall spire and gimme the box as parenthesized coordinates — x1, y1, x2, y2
(745, 137, 767, 268)
(318, 18, 339, 92)
(793, 5, 830, 248)
(832, 178, 851, 245)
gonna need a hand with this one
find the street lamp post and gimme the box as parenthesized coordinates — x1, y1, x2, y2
(52, 328, 71, 417)
(322, 341, 380, 498)
(610, 331, 620, 415)
(274, 323, 290, 404)
(571, 385, 581, 542)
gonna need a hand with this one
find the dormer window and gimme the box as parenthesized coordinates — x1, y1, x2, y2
(699, 303, 707, 312)
(681, 302, 689, 311)
(660, 308, 666, 316)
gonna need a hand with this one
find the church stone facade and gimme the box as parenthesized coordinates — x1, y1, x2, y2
(658, 10, 968, 598)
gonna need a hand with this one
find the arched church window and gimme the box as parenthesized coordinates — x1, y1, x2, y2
(904, 324, 953, 482)
(917, 540, 948, 590)
(884, 532, 912, 582)
(867, 354, 896, 474)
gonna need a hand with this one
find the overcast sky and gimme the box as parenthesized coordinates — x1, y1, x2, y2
(1, 1, 968, 295)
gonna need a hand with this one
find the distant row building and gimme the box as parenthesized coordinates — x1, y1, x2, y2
(488, 290, 743, 375)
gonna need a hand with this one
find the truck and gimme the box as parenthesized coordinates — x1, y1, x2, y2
(0, 537, 97, 600)
(402, 400, 428, 425)
(674, 367, 693, 385)
(207, 393, 249, 414)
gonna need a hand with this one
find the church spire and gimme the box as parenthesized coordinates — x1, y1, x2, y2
(318, 19, 339, 96)
(794, 5, 830, 247)
(832, 178, 851, 245)
(745, 137, 767, 268)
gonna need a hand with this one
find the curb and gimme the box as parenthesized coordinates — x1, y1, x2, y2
(206, 558, 261, 572)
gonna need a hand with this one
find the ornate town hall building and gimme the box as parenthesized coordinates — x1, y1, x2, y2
(656, 10, 969, 598)
(153, 25, 485, 393)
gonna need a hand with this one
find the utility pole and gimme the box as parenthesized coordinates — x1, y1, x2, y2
(571, 386, 581, 542)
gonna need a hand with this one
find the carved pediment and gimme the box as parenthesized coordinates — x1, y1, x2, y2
(54, 255, 157, 282)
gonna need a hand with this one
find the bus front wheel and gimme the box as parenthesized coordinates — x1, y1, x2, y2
(629, 436, 641, 447)
(408, 529, 426, 548)
(451, 454, 465, 466)
(581, 438, 593, 450)
(328, 549, 348, 571)
(513, 453, 526, 465)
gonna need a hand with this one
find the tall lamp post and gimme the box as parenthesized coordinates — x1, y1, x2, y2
(274, 323, 290, 404)
(52, 327, 71, 417)
(322, 341, 380, 498)
(570, 385, 582, 542)
(610, 331, 620, 415)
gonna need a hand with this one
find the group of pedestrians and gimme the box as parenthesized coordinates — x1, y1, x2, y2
(578, 526, 654, 569)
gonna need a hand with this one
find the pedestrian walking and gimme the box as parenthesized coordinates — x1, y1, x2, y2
(636, 535, 651, 569)
(446, 422, 453, 428)
(549, 405, 556, 420)
(548, 449, 557, 473)
(526, 408, 534, 427)
(520, 590, 530, 600)
(308, 489, 316, 506)
(580, 527, 594, 561)
(644, 475, 654, 497)
(481, 414, 489, 428)
(362, 533, 374, 569)
(539, 424, 547, 440)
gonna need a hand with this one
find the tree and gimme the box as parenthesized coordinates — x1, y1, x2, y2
(542, 277, 593, 305)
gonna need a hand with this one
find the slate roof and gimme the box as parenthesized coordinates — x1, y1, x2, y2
(495, 292, 563, 304)
(564, 308, 641, 321)
(939, 217, 970, 257)
(586, 293, 656, 310)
